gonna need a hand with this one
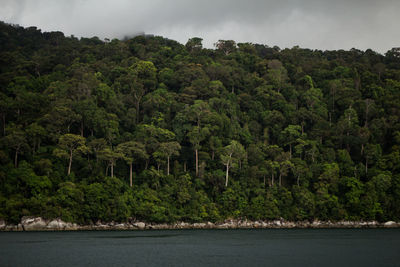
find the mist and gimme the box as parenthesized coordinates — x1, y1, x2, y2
(1, 0, 399, 53)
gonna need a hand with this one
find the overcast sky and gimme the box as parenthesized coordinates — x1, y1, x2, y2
(1, 0, 399, 53)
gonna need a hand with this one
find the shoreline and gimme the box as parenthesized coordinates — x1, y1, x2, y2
(1, 217, 399, 231)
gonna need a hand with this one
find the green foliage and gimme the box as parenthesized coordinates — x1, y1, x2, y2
(0, 22, 399, 224)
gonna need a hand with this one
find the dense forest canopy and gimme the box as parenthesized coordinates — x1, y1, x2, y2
(1, 22, 400, 224)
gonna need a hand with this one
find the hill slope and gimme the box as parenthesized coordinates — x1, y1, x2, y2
(1, 22, 400, 224)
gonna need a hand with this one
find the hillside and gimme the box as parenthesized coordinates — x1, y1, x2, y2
(1, 22, 400, 224)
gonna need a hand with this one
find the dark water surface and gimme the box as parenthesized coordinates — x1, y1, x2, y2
(1, 229, 399, 266)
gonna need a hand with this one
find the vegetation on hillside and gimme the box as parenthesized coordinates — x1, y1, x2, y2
(1, 22, 400, 224)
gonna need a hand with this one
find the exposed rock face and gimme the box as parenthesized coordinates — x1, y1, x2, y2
(384, 221, 397, 227)
(133, 222, 145, 229)
(0, 217, 399, 231)
(207, 222, 215, 228)
(115, 223, 127, 230)
(47, 219, 68, 230)
(65, 223, 79, 230)
(21, 217, 47, 231)
(5, 224, 19, 231)
(193, 223, 206, 229)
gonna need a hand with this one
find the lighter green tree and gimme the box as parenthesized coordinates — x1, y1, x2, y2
(54, 134, 87, 175)
(98, 147, 123, 178)
(188, 126, 210, 176)
(3, 125, 28, 167)
(220, 140, 246, 187)
(281, 125, 301, 159)
(117, 141, 148, 186)
(158, 141, 181, 175)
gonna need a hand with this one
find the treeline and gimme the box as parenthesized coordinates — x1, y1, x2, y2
(1, 22, 400, 224)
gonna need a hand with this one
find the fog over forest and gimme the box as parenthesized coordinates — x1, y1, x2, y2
(1, 0, 399, 53)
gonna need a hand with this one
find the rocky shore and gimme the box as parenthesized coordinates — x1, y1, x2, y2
(1, 217, 399, 231)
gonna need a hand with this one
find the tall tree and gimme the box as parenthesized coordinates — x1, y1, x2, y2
(128, 60, 157, 123)
(220, 140, 246, 187)
(185, 37, 203, 53)
(3, 125, 28, 167)
(98, 147, 123, 178)
(281, 125, 301, 159)
(53, 134, 87, 175)
(117, 141, 148, 186)
(158, 141, 181, 175)
(188, 126, 210, 176)
(215, 40, 237, 55)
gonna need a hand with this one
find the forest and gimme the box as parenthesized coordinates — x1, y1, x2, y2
(1, 21, 400, 225)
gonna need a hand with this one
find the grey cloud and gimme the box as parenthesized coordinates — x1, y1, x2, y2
(0, 0, 399, 53)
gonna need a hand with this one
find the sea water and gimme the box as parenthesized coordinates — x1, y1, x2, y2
(1, 229, 399, 266)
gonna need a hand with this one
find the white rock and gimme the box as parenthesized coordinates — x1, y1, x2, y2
(5, 224, 17, 231)
(218, 223, 229, 229)
(285, 222, 296, 228)
(96, 224, 109, 230)
(0, 219, 5, 230)
(114, 223, 126, 229)
(152, 224, 167, 230)
(384, 221, 397, 227)
(312, 220, 321, 226)
(47, 220, 60, 229)
(46, 219, 68, 230)
(193, 223, 206, 228)
(135, 222, 145, 229)
(21, 217, 47, 231)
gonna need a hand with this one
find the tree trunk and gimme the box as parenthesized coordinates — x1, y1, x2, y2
(167, 156, 170, 176)
(225, 164, 230, 187)
(136, 101, 140, 124)
(365, 159, 368, 175)
(129, 163, 133, 187)
(111, 162, 114, 178)
(279, 173, 282, 187)
(271, 173, 274, 186)
(297, 175, 300, 186)
(68, 150, 73, 175)
(184, 161, 187, 172)
(80, 121, 84, 137)
(263, 175, 266, 187)
(195, 149, 199, 177)
(14, 149, 19, 168)
(32, 140, 36, 155)
(329, 112, 332, 127)
(2, 113, 5, 136)
(289, 144, 292, 159)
